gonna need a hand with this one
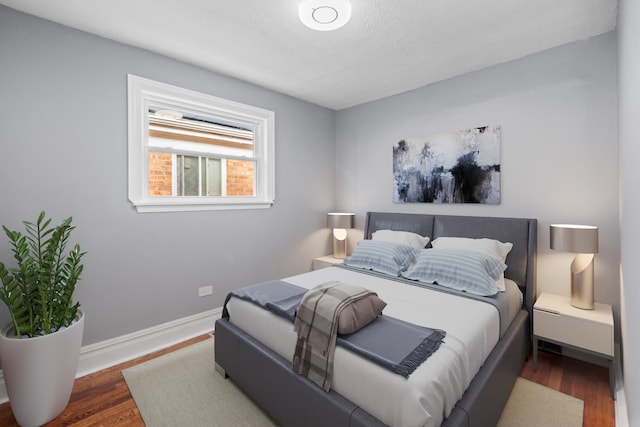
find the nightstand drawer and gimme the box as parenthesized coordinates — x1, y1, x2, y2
(534, 308, 613, 356)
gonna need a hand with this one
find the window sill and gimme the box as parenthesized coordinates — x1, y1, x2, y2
(130, 198, 274, 213)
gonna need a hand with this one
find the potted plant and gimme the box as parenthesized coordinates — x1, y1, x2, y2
(0, 211, 86, 427)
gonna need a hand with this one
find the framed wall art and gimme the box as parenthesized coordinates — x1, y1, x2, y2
(393, 125, 501, 204)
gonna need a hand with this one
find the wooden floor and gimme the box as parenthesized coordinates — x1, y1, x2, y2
(0, 336, 615, 426)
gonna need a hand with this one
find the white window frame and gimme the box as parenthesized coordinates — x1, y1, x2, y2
(127, 74, 275, 213)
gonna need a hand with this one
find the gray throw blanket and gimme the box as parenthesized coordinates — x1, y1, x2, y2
(292, 282, 376, 391)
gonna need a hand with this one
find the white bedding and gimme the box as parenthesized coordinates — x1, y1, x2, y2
(223, 267, 523, 427)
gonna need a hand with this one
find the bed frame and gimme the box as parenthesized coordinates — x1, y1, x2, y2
(215, 212, 537, 427)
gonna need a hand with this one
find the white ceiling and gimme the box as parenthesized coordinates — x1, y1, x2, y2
(0, 0, 618, 110)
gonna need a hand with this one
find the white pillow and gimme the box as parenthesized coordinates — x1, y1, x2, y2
(430, 237, 513, 291)
(371, 230, 430, 249)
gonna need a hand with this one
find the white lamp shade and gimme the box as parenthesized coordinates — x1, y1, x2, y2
(550, 224, 598, 254)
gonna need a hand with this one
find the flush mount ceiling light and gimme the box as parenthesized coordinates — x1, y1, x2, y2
(298, 0, 352, 31)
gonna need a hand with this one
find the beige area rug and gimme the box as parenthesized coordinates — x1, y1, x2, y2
(497, 377, 584, 427)
(123, 339, 276, 426)
(123, 338, 583, 427)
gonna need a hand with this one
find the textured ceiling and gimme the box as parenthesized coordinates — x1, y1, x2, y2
(0, 0, 617, 110)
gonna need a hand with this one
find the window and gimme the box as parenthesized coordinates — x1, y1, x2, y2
(127, 75, 275, 212)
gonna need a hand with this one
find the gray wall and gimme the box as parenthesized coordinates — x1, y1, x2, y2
(0, 6, 336, 345)
(618, 0, 639, 423)
(335, 32, 620, 325)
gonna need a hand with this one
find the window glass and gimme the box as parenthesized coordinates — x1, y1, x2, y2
(127, 75, 275, 212)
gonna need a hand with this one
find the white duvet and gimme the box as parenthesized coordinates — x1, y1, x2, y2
(223, 267, 521, 427)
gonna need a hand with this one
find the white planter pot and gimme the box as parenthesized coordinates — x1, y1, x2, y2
(0, 310, 84, 427)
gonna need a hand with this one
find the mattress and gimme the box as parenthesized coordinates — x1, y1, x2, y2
(223, 266, 523, 427)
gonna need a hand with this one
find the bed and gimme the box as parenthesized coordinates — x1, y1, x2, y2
(215, 211, 537, 427)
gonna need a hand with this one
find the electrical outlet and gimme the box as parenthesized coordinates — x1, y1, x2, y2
(198, 286, 213, 297)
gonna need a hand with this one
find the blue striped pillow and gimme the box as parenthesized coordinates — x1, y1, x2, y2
(345, 240, 417, 276)
(401, 248, 506, 296)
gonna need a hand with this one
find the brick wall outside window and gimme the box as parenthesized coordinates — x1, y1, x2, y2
(148, 152, 173, 196)
(227, 159, 255, 196)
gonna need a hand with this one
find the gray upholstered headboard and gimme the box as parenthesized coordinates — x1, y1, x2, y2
(363, 212, 538, 315)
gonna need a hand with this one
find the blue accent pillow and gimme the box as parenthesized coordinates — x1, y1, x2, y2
(345, 240, 417, 276)
(401, 248, 506, 296)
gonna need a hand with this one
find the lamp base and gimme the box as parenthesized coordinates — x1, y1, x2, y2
(332, 228, 348, 259)
(333, 238, 347, 259)
(570, 253, 595, 310)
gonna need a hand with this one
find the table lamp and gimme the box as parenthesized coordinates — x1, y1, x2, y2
(550, 224, 599, 309)
(327, 213, 354, 259)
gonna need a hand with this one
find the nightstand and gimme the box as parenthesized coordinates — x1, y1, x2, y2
(312, 255, 344, 270)
(533, 292, 614, 399)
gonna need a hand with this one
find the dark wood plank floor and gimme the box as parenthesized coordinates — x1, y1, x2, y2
(0, 337, 614, 426)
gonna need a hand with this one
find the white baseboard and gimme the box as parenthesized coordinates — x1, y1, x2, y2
(0, 307, 222, 404)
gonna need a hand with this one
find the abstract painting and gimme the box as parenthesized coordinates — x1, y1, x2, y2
(393, 125, 501, 204)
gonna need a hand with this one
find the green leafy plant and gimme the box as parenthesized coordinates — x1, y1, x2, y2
(0, 211, 85, 338)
